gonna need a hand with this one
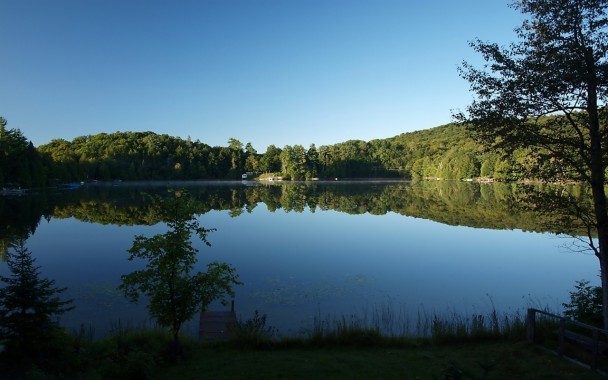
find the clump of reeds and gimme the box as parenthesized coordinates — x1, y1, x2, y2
(428, 308, 526, 344)
(229, 310, 278, 348)
(296, 302, 528, 347)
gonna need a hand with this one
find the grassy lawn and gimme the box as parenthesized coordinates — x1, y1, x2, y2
(158, 341, 604, 380)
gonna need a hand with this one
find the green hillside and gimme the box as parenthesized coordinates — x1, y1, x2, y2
(0, 115, 586, 187)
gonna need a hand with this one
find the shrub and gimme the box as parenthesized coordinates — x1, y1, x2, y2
(93, 329, 195, 379)
(562, 280, 603, 327)
(230, 310, 277, 348)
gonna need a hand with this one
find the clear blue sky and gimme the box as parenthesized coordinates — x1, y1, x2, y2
(0, 0, 523, 151)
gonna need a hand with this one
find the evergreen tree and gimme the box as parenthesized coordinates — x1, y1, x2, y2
(0, 117, 30, 187)
(0, 240, 73, 372)
(307, 144, 319, 178)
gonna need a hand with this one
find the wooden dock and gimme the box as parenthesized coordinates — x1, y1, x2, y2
(199, 301, 238, 340)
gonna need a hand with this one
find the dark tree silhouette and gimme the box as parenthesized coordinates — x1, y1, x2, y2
(458, 0, 608, 327)
(0, 240, 73, 373)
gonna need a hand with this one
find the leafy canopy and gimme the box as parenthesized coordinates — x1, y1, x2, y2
(563, 280, 603, 327)
(457, 0, 608, 327)
(119, 190, 241, 344)
(457, 0, 608, 182)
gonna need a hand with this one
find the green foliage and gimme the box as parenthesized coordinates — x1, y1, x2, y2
(24, 124, 504, 182)
(0, 117, 47, 188)
(212, 304, 528, 351)
(118, 190, 241, 348)
(229, 310, 278, 348)
(562, 280, 603, 327)
(0, 240, 74, 375)
(309, 315, 384, 347)
(457, 0, 608, 327)
(429, 309, 525, 345)
(31, 117, 608, 183)
(457, 0, 608, 184)
(92, 329, 194, 380)
(259, 144, 282, 173)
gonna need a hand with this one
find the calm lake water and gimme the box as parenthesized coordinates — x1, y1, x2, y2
(0, 180, 600, 337)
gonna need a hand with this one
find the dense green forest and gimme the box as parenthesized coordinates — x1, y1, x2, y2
(0, 115, 573, 188)
(0, 117, 46, 188)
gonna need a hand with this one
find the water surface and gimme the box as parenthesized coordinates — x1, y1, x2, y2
(1, 180, 599, 336)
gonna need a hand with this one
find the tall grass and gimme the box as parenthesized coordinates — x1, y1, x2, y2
(427, 307, 526, 343)
(26, 305, 534, 378)
(229, 303, 529, 348)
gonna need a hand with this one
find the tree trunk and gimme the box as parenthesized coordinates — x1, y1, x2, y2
(585, 48, 608, 329)
(600, 256, 608, 329)
(588, 112, 608, 329)
(171, 328, 183, 357)
(589, 143, 608, 330)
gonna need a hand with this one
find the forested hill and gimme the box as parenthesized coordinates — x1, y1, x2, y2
(1, 116, 560, 188)
(35, 124, 493, 184)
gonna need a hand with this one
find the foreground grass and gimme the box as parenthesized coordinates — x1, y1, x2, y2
(159, 341, 603, 380)
(4, 307, 604, 379)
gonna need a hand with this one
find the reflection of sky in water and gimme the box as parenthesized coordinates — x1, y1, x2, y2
(17, 207, 600, 337)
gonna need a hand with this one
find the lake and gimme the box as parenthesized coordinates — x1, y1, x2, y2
(0, 180, 600, 337)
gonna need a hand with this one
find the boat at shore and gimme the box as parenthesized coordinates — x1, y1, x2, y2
(0, 187, 26, 196)
(57, 182, 84, 189)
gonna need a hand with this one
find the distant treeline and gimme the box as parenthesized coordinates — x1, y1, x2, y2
(0, 115, 581, 189)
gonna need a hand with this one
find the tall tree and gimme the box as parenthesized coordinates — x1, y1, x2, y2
(0, 117, 7, 185)
(0, 117, 34, 187)
(457, 0, 608, 326)
(119, 190, 240, 351)
(280, 145, 307, 180)
(259, 144, 282, 173)
(307, 144, 320, 178)
(227, 138, 244, 178)
(244, 142, 259, 172)
(0, 240, 73, 372)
